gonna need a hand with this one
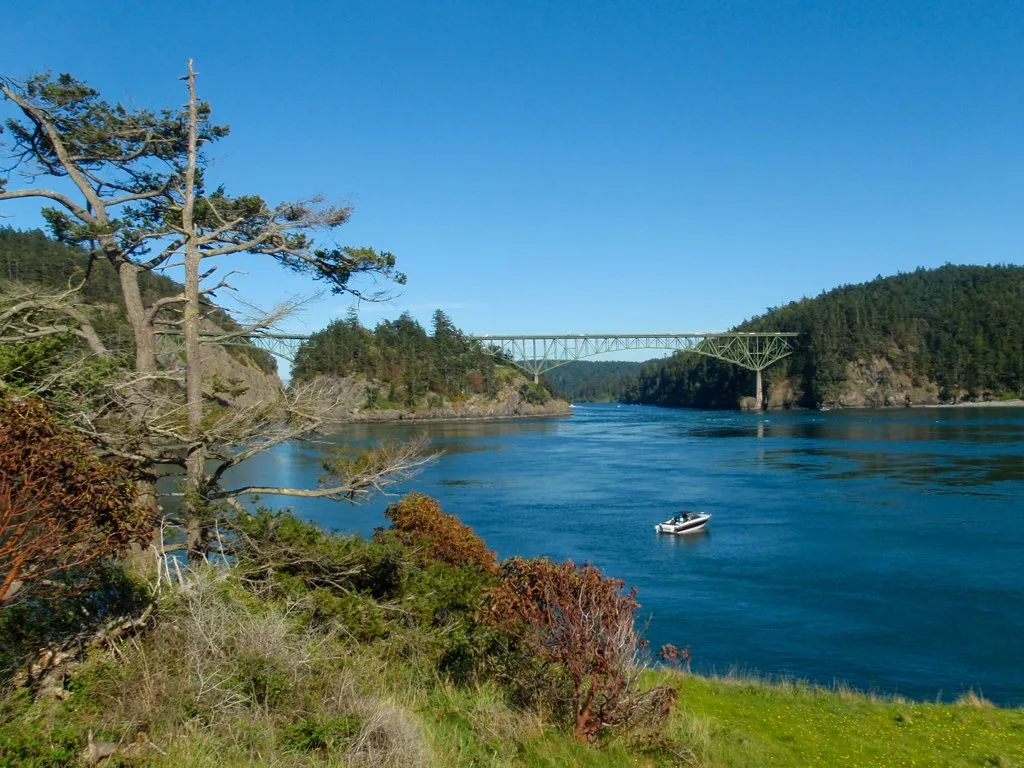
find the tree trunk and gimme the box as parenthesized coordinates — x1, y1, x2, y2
(110, 250, 162, 519)
(182, 60, 206, 561)
(115, 258, 157, 375)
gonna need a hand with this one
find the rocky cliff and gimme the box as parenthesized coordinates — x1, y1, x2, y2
(755, 356, 945, 410)
(155, 329, 285, 411)
(309, 373, 572, 424)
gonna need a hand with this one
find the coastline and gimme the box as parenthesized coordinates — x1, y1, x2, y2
(326, 399, 573, 425)
(920, 398, 1024, 408)
(338, 407, 573, 424)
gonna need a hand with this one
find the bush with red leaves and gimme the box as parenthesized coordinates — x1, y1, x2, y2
(384, 492, 497, 574)
(481, 557, 673, 740)
(0, 395, 151, 604)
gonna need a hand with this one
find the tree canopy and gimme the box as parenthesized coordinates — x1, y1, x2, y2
(293, 309, 515, 406)
(541, 360, 649, 402)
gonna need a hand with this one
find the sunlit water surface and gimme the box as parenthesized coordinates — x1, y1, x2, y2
(226, 404, 1024, 705)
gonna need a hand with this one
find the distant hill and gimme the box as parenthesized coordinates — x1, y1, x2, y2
(0, 227, 277, 375)
(624, 264, 1024, 409)
(541, 360, 649, 402)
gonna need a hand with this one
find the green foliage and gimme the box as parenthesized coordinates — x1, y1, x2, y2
(292, 309, 542, 406)
(1, 499, 1022, 766)
(518, 380, 551, 405)
(282, 712, 361, 753)
(623, 353, 758, 409)
(232, 654, 292, 709)
(232, 508, 409, 601)
(0, 334, 128, 417)
(625, 264, 1024, 408)
(0, 562, 147, 686)
(0, 335, 72, 391)
(232, 501, 505, 691)
(308, 589, 391, 642)
(0, 716, 80, 768)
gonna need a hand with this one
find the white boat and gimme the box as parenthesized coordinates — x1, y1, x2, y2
(655, 511, 712, 535)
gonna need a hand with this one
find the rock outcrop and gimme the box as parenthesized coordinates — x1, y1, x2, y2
(309, 374, 572, 424)
(155, 330, 285, 410)
(833, 357, 941, 408)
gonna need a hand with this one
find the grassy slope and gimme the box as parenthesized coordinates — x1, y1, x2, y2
(673, 674, 1024, 768)
(424, 673, 1024, 767)
(7, 651, 1021, 767)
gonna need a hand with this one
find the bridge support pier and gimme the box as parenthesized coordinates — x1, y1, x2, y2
(533, 373, 539, 384)
(755, 369, 763, 411)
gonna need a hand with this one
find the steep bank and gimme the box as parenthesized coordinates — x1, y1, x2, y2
(1, 227, 285, 409)
(309, 372, 571, 423)
(154, 324, 284, 411)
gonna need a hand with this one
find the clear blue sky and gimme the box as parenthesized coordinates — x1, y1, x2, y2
(3, 1, 1023, 352)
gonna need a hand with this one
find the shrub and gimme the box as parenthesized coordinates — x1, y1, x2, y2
(0, 721, 80, 768)
(481, 557, 672, 740)
(383, 493, 497, 574)
(517, 380, 551, 405)
(346, 699, 429, 768)
(282, 712, 361, 753)
(0, 395, 151, 605)
(232, 508, 408, 600)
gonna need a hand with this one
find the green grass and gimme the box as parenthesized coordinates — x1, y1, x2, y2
(665, 672, 1024, 768)
(397, 671, 1024, 767)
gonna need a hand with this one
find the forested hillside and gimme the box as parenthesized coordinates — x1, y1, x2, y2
(293, 309, 558, 410)
(0, 228, 276, 373)
(624, 264, 1024, 409)
(542, 360, 648, 402)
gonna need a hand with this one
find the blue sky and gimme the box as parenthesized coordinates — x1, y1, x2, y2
(3, 1, 1023, 355)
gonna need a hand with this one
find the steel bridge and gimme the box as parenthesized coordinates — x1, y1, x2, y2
(466, 332, 797, 409)
(160, 329, 798, 410)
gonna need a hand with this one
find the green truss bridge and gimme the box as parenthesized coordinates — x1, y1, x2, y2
(465, 332, 797, 409)
(166, 330, 798, 410)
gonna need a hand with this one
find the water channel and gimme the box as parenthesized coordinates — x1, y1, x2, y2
(226, 404, 1024, 705)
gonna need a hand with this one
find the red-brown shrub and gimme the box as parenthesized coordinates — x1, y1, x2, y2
(0, 395, 151, 604)
(384, 492, 497, 574)
(480, 557, 655, 740)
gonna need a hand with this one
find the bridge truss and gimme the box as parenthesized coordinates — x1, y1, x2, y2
(467, 332, 798, 408)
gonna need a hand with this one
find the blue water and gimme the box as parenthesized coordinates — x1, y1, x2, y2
(227, 404, 1024, 705)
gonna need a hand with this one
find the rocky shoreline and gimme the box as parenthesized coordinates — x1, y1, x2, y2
(307, 373, 572, 425)
(915, 398, 1024, 409)
(341, 399, 573, 423)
